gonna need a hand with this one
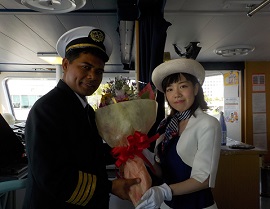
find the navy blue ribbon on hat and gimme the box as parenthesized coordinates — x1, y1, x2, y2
(157, 109, 191, 152)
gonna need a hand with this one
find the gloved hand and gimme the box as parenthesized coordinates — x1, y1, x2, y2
(135, 183, 172, 209)
(142, 148, 155, 166)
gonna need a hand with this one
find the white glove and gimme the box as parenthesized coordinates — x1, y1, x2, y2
(135, 183, 172, 209)
(142, 148, 155, 165)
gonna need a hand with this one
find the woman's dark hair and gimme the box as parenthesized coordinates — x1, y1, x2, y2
(161, 73, 208, 116)
(65, 47, 108, 63)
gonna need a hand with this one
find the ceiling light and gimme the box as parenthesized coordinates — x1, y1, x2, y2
(37, 53, 62, 65)
(16, 0, 86, 14)
(214, 45, 255, 57)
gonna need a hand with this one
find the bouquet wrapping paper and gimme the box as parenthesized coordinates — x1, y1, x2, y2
(123, 155, 152, 205)
(95, 99, 158, 206)
(95, 99, 157, 147)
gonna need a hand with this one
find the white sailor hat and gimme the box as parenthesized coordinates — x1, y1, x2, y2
(152, 58, 205, 93)
(56, 26, 112, 62)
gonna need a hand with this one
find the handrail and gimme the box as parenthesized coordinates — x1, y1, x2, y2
(0, 179, 27, 194)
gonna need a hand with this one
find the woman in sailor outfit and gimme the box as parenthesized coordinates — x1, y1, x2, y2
(136, 58, 221, 209)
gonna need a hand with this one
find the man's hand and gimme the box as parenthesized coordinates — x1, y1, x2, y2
(111, 178, 141, 200)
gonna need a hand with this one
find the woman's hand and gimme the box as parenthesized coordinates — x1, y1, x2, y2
(135, 183, 172, 209)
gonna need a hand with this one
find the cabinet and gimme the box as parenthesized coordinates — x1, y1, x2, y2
(213, 139, 267, 209)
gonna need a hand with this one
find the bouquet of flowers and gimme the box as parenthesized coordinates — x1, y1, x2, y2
(95, 76, 158, 206)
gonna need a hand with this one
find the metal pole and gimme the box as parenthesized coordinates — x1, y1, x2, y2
(247, 0, 270, 17)
(55, 65, 63, 83)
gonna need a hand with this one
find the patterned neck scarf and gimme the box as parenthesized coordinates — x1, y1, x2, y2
(157, 109, 192, 152)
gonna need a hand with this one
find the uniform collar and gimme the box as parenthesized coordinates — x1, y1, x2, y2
(74, 92, 88, 108)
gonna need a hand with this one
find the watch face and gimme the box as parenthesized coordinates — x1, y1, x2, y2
(155, 155, 161, 163)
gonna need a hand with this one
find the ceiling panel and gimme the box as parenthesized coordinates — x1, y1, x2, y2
(0, 0, 270, 72)
(17, 14, 67, 47)
(0, 48, 34, 63)
(88, 0, 117, 10)
(164, 14, 214, 55)
(0, 15, 55, 52)
(0, 0, 26, 9)
(0, 30, 47, 64)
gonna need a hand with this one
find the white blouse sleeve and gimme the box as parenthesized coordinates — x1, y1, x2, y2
(178, 112, 221, 188)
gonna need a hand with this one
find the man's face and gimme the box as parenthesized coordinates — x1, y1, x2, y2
(62, 52, 105, 98)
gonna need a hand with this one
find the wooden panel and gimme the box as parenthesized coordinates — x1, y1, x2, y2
(213, 153, 260, 209)
(244, 62, 270, 162)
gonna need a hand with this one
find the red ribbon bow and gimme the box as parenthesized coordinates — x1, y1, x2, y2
(111, 131, 159, 173)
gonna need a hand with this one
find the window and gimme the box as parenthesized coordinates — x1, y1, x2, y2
(5, 78, 56, 121)
(4, 74, 133, 121)
(203, 73, 224, 118)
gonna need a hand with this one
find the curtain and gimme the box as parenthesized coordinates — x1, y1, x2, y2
(138, 0, 171, 150)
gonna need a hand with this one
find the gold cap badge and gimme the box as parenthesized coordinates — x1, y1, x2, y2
(89, 29, 105, 43)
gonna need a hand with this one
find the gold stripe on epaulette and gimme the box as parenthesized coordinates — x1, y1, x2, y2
(66, 171, 83, 203)
(71, 172, 88, 204)
(66, 44, 105, 53)
(77, 173, 92, 205)
(66, 171, 97, 206)
(82, 175, 96, 206)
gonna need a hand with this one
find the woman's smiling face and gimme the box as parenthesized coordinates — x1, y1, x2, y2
(165, 73, 199, 113)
